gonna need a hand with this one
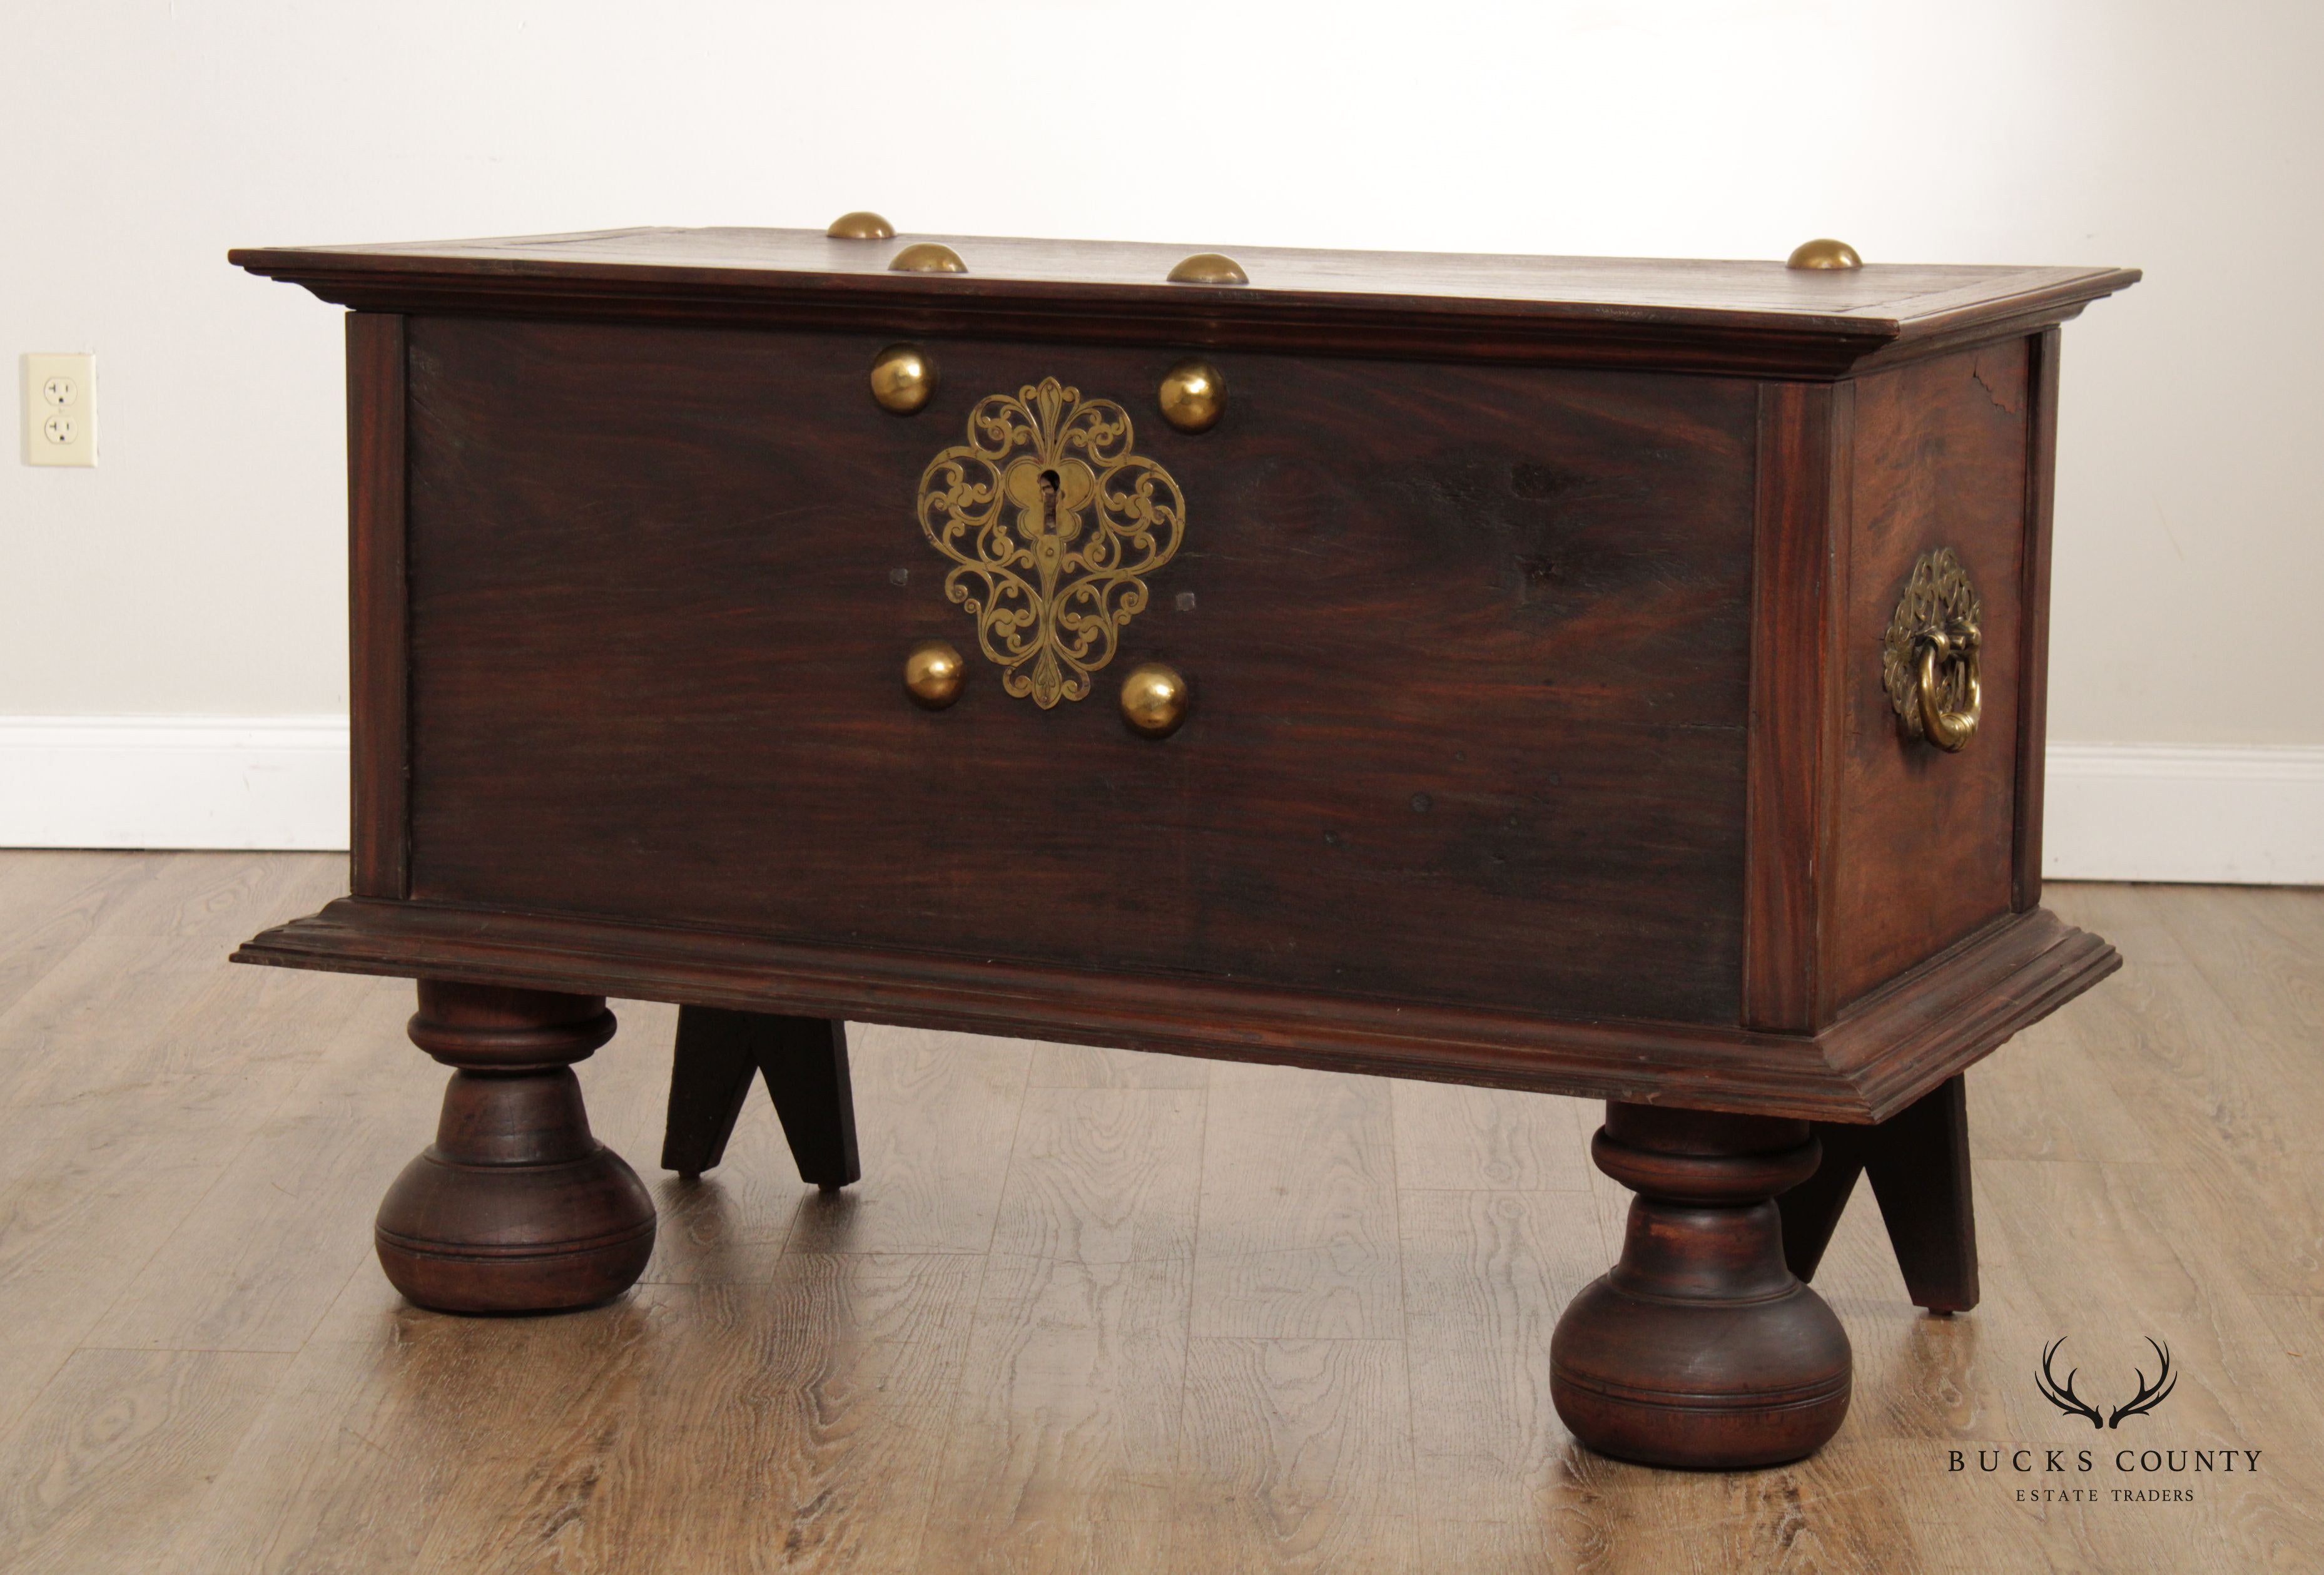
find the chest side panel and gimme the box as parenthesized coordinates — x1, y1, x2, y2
(1828, 342, 2030, 1008)
(400, 318, 1757, 1024)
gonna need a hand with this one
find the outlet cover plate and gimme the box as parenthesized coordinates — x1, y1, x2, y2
(23, 353, 96, 467)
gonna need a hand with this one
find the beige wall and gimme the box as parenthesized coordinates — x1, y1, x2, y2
(5, 0, 2316, 745)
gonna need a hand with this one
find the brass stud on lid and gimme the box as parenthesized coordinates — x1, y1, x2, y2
(1167, 252, 1248, 285)
(869, 344, 934, 415)
(890, 242, 967, 274)
(826, 210, 895, 240)
(1157, 358, 1224, 434)
(1787, 238, 1864, 270)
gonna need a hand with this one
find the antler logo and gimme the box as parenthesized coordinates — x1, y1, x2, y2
(2036, 1337, 2178, 1429)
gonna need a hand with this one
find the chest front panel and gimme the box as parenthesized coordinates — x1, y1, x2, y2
(401, 318, 1759, 1023)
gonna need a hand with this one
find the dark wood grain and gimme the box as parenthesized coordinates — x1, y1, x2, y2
(236, 895, 2115, 1123)
(756, 1016, 860, 1190)
(373, 981, 655, 1313)
(230, 228, 2138, 379)
(238, 225, 2133, 319)
(346, 313, 408, 900)
(1824, 342, 2032, 1010)
(662, 1007, 860, 1188)
(1551, 1104, 1851, 1469)
(658, 1009, 759, 1181)
(1781, 1073, 1979, 1313)
(1742, 380, 1850, 1031)
(400, 318, 1757, 1027)
(2014, 327, 2063, 913)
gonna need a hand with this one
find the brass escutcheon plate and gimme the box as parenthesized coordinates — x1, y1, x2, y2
(916, 377, 1185, 708)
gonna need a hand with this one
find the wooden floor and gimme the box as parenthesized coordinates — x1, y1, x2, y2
(0, 855, 2319, 1572)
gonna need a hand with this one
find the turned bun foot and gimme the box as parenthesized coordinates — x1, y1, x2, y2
(1551, 1104, 1850, 1469)
(375, 981, 656, 1315)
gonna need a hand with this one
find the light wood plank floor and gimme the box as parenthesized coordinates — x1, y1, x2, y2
(0, 852, 2318, 1572)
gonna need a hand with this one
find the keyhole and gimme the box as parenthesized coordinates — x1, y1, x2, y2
(1038, 468, 1060, 528)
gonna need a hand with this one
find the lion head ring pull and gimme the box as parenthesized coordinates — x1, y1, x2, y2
(1882, 548, 1984, 753)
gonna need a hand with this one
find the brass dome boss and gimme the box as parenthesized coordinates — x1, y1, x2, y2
(870, 344, 934, 415)
(1157, 359, 1224, 434)
(903, 639, 966, 708)
(1119, 661, 1189, 738)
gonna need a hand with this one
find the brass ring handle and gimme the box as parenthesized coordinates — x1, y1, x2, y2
(1914, 636, 1981, 752)
(1882, 547, 1984, 754)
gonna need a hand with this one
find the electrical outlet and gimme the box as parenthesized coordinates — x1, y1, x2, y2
(23, 353, 96, 467)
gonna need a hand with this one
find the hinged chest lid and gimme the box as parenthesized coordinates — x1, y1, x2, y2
(231, 225, 2136, 378)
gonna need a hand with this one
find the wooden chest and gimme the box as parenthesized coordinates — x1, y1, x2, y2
(231, 223, 2134, 1470)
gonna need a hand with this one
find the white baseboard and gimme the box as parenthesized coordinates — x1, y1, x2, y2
(1, 719, 2318, 883)
(0, 716, 349, 851)
(2042, 742, 2324, 885)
